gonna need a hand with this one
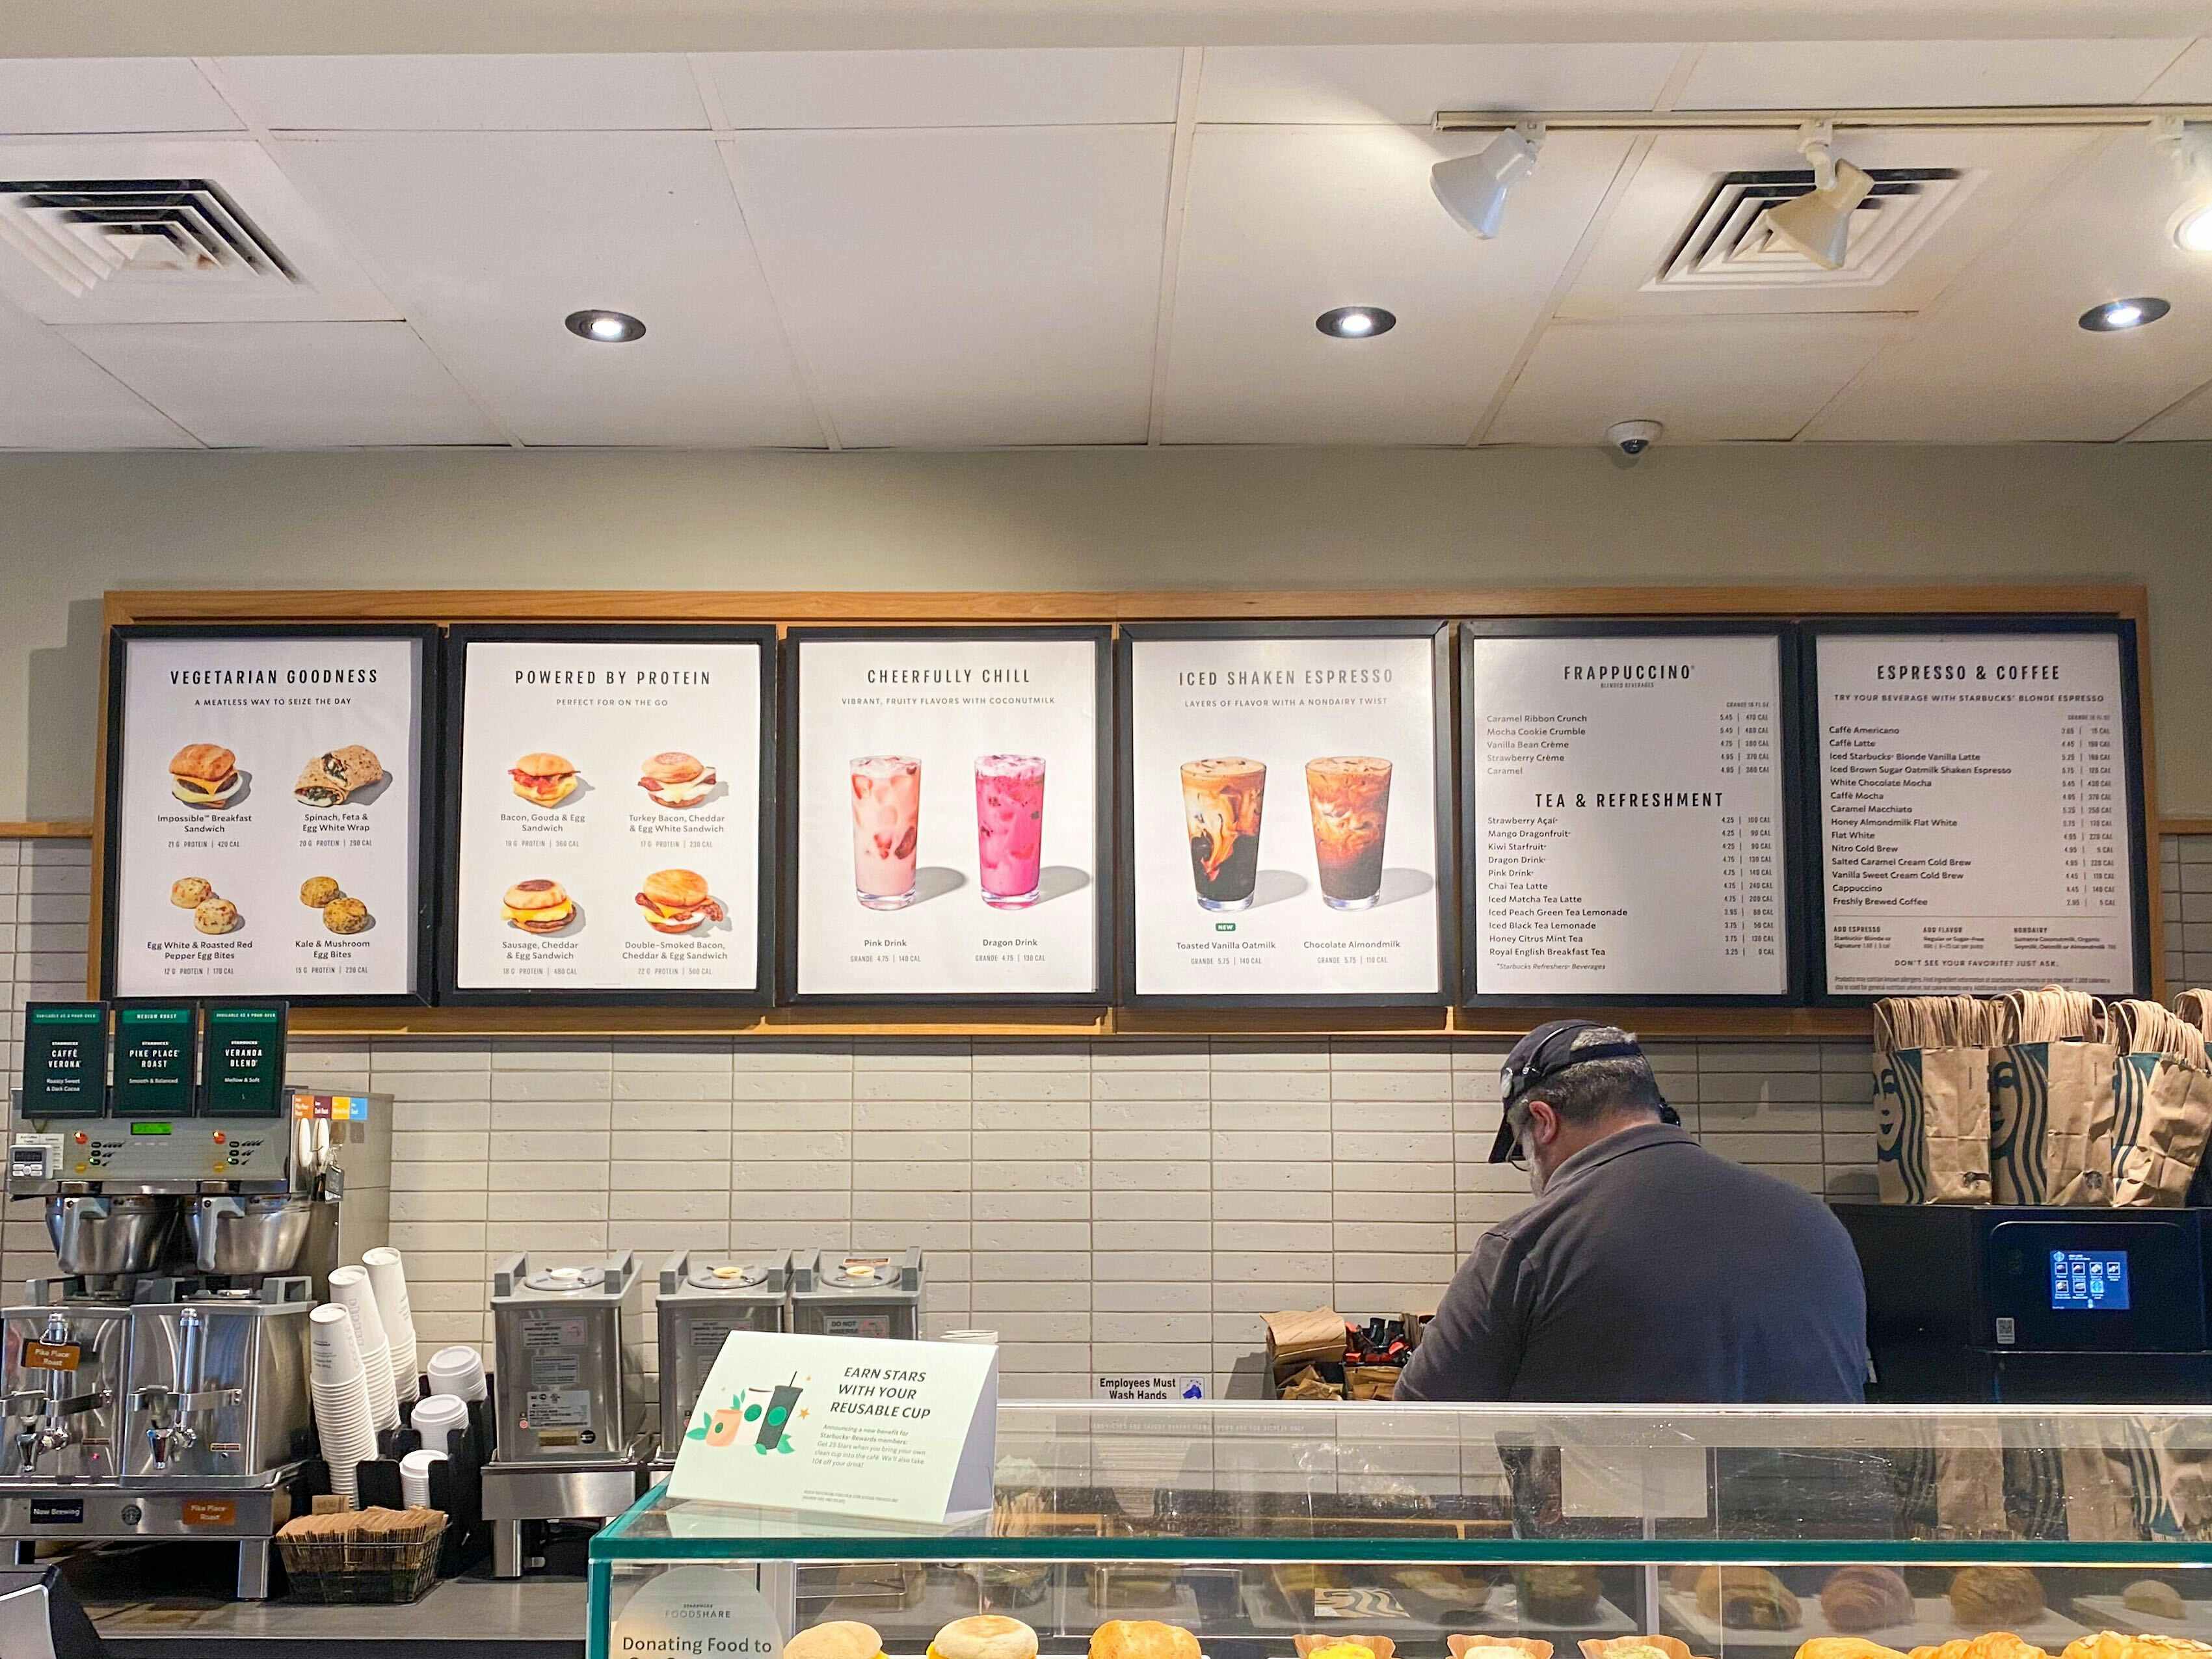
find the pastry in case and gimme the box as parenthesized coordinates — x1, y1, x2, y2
(1948, 1569, 2045, 1627)
(1293, 1637, 1395, 1659)
(1820, 1569, 1916, 1634)
(1798, 1643, 1908, 1659)
(785, 1625, 888, 1659)
(2123, 1583, 2186, 1621)
(928, 1617, 1037, 1659)
(1696, 1566, 1802, 1630)
(1518, 1566, 1601, 1624)
(1450, 1638, 1552, 1659)
(1090, 1621, 1199, 1659)
(1580, 1638, 1705, 1659)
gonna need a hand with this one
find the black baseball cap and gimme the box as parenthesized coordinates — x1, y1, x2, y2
(1487, 1019, 1677, 1163)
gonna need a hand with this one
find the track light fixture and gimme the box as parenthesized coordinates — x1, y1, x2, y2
(1761, 122, 1874, 271)
(2153, 116, 2212, 253)
(1431, 122, 1545, 239)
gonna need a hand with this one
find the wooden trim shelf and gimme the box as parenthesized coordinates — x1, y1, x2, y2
(2163, 819, 2212, 838)
(0, 821, 92, 839)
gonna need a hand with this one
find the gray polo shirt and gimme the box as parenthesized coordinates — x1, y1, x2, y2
(1395, 1122, 1868, 1403)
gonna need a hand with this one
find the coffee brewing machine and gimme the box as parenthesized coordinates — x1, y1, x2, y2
(1, 1000, 388, 1598)
(483, 1251, 652, 1578)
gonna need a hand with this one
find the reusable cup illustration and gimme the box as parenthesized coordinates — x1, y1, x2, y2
(1305, 755, 1392, 910)
(851, 755, 922, 910)
(1180, 757, 1267, 911)
(975, 754, 1045, 909)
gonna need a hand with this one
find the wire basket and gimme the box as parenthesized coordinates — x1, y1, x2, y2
(278, 1515, 447, 1604)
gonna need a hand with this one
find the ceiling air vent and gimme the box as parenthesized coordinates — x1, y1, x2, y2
(0, 178, 297, 299)
(1648, 166, 1977, 291)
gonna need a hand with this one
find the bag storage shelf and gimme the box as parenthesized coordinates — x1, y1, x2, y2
(587, 1403, 2212, 1659)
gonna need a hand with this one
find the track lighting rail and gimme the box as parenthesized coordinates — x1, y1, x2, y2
(1433, 105, 2212, 133)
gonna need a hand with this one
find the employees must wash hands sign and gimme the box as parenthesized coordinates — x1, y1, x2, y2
(667, 1331, 998, 1525)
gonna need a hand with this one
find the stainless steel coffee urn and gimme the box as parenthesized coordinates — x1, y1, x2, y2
(788, 1249, 924, 1340)
(482, 1251, 650, 1578)
(652, 1251, 788, 1467)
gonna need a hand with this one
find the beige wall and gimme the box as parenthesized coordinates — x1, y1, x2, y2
(0, 442, 2204, 821)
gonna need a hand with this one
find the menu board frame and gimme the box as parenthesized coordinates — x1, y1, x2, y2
(1802, 615, 2153, 1005)
(1115, 619, 1458, 1011)
(1458, 619, 1810, 1009)
(775, 626, 1113, 1006)
(435, 624, 779, 1007)
(100, 622, 441, 1007)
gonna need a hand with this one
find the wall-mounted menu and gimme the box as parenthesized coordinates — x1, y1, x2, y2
(106, 628, 432, 1002)
(1463, 628, 1794, 1002)
(446, 629, 772, 1002)
(785, 629, 1108, 1000)
(1121, 623, 1452, 1005)
(1813, 625, 2146, 998)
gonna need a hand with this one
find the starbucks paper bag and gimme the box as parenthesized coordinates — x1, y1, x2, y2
(2110, 1000, 2212, 1209)
(1872, 997, 1993, 1206)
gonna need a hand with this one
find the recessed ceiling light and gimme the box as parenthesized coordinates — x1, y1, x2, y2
(565, 308, 646, 343)
(2176, 202, 2212, 253)
(2078, 297, 2170, 332)
(1316, 306, 1396, 339)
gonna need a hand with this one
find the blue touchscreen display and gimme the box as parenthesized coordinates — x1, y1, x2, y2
(2050, 1249, 2130, 1310)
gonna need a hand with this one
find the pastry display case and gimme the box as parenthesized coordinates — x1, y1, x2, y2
(587, 1403, 2212, 1659)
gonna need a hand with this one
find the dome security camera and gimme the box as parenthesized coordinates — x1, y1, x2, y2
(1606, 419, 1663, 457)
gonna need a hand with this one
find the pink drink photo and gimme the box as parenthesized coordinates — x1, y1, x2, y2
(975, 754, 1045, 909)
(850, 755, 921, 909)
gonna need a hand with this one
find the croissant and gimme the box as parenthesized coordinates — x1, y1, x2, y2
(2062, 1638, 2212, 1659)
(1579, 1639, 1700, 1659)
(1799, 1641, 1909, 1659)
(1948, 1569, 2046, 1627)
(1820, 1567, 1915, 1634)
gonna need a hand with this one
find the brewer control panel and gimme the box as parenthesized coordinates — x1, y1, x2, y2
(8, 1119, 292, 1189)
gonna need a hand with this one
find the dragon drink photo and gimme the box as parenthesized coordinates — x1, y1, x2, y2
(974, 754, 1045, 909)
(1180, 758, 1267, 910)
(851, 755, 921, 909)
(1305, 755, 1392, 909)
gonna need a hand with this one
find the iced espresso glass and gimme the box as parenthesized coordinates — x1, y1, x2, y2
(975, 754, 1045, 909)
(1180, 758, 1266, 911)
(850, 756, 921, 910)
(1306, 755, 1392, 910)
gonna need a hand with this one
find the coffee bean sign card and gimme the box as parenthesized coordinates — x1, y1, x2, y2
(441, 627, 775, 1004)
(103, 627, 437, 1004)
(781, 628, 1110, 1002)
(1117, 621, 1456, 1007)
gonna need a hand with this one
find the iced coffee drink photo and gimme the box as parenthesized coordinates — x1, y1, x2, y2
(851, 755, 921, 910)
(975, 754, 1045, 909)
(1306, 755, 1392, 910)
(1181, 757, 1266, 910)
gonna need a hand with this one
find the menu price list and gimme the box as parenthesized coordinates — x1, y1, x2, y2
(1817, 630, 2139, 996)
(1465, 633, 1789, 998)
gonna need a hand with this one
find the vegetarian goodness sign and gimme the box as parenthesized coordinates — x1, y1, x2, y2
(666, 1333, 997, 1524)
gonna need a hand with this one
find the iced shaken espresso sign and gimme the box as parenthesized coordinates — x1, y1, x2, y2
(786, 630, 1108, 1000)
(1121, 623, 1452, 1004)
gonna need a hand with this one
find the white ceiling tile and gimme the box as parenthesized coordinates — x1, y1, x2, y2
(61, 321, 503, 447)
(2134, 375, 2212, 439)
(1558, 126, 2096, 320)
(1807, 130, 2212, 441)
(1197, 45, 1683, 124)
(1486, 314, 1908, 444)
(211, 54, 707, 131)
(2140, 39, 2212, 101)
(730, 125, 1170, 446)
(701, 48, 1181, 128)
(0, 138, 397, 324)
(0, 59, 240, 135)
(1676, 38, 2191, 109)
(0, 299, 195, 449)
(1164, 125, 1636, 445)
(269, 132, 823, 447)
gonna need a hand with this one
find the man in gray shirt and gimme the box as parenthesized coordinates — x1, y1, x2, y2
(1396, 1020, 1868, 1404)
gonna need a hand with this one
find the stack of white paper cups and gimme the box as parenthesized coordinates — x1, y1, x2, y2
(362, 1247, 420, 1406)
(425, 1345, 487, 1403)
(399, 1447, 448, 1509)
(410, 1392, 470, 1455)
(308, 1304, 377, 1509)
(327, 1266, 400, 1435)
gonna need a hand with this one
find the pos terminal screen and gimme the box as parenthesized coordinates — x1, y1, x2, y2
(2050, 1249, 2131, 1310)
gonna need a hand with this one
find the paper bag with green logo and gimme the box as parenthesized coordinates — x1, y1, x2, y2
(1872, 996, 1992, 1206)
(1988, 987, 2115, 1207)
(2110, 999, 2212, 1208)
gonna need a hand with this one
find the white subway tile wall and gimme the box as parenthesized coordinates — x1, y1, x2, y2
(0, 835, 2198, 1411)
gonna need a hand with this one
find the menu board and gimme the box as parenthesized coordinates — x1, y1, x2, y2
(1813, 624, 2147, 998)
(1462, 626, 1795, 1002)
(444, 628, 773, 1002)
(105, 628, 433, 1002)
(784, 629, 1108, 1000)
(1120, 622, 1452, 1005)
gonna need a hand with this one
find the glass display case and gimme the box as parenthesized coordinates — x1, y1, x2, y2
(589, 1403, 2212, 1659)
